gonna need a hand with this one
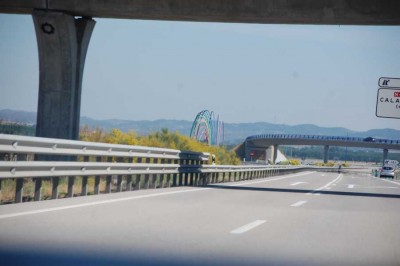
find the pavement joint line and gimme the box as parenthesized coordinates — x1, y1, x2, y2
(230, 220, 266, 234)
(0, 171, 315, 220)
(291, 200, 307, 207)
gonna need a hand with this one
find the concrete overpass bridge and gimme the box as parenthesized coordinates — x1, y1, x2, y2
(244, 134, 400, 164)
(1, 1, 400, 141)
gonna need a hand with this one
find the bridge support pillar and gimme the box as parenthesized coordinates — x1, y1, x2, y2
(383, 149, 389, 166)
(273, 144, 279, 164)
(244, 141, 250, 162)
(32, 10, 96, 140)
(324, 145, 329, 164)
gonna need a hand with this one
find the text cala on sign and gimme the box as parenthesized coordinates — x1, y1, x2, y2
(376, 88, 400, 119)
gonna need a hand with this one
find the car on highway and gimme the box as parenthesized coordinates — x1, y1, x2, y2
(363, 137, 376, 142)
(380, 166, 395, 179)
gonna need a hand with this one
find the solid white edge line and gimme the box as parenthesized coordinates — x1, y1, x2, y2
(227, 171, 314, 187)
(0, 171, 317, 220)
(310, 174, 343, 194)
(380, 178, 400, 186)
(230, 220, 266, 234)
(0, 188, 209, 220)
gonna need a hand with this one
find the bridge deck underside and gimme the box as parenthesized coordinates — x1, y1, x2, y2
(247, 139, 400, 150)
(1, 0, 400, 25)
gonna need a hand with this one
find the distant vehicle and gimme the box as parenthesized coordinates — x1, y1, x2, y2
(380, 166, 395, 179)
(363, 137, 376, 142)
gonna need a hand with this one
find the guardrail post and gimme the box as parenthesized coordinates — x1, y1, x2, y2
(127, 174, 133, 191)
(117, 175, 123, 192)
(192, 173, 197, 186)
(94, 157, 101, 195)
(206, 173, 211, 185)
(166, 173, 171, 188)
(198, 173, 203, 186)
(34, 178, 42, 201)
(106, 157, 113, 193)
(67, 176, 75, 198)
(144, 158, 151, 189)
(81, 176, 88, 196)
(144, 174, 150, 189)
(178, 173, 183, 186)
(0, 180, 2, 203)
(106, 176, 112, 193)
(15, 179, 24, 203)
(159, 159, 165, 188)
(82, 156, 89, 196)
(183, 173, 189, 186)
(52, 177, 59, 199)
(135, 174, 141, 190)
(189, 172, 194, 186)
(152, 158, 158, 189)
(116, 157, 124, 192)
(166, 159, 172, 188)
(135, 158, 142, 190)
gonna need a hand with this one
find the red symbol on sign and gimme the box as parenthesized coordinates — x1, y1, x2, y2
(394, 92, 400, 97)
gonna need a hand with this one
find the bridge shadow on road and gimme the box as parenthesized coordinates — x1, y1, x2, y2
(207, 184, 400, 199)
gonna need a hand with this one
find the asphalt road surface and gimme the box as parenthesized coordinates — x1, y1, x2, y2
(1, 171, 400, 265)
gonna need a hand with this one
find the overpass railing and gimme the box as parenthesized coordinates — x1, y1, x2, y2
(246, 134, 400, 145)
(0, 134, 327, 204)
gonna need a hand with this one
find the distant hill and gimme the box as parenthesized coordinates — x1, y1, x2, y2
(0, 109, 36, 124)
(1, 109, 399, 144)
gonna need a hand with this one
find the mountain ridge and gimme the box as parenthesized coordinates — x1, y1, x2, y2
(1, 109, 399, 143)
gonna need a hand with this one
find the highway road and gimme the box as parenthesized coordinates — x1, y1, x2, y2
(1, 171, 400, 265)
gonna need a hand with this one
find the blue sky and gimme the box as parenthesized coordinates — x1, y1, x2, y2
(1, 14, 400, 131)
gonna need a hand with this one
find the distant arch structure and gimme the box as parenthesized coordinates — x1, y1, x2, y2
(190, 110, 224, 146)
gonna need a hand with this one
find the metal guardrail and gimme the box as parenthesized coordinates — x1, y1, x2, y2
(0, 134, 330, 204)
(246, 134, 400, 145)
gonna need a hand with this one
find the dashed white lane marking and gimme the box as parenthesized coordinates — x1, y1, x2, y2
(348, 184, 355, 189)
(291, 201, 307, 207)
(230, 220, 266, 234)
(290, 182, 306, 186)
